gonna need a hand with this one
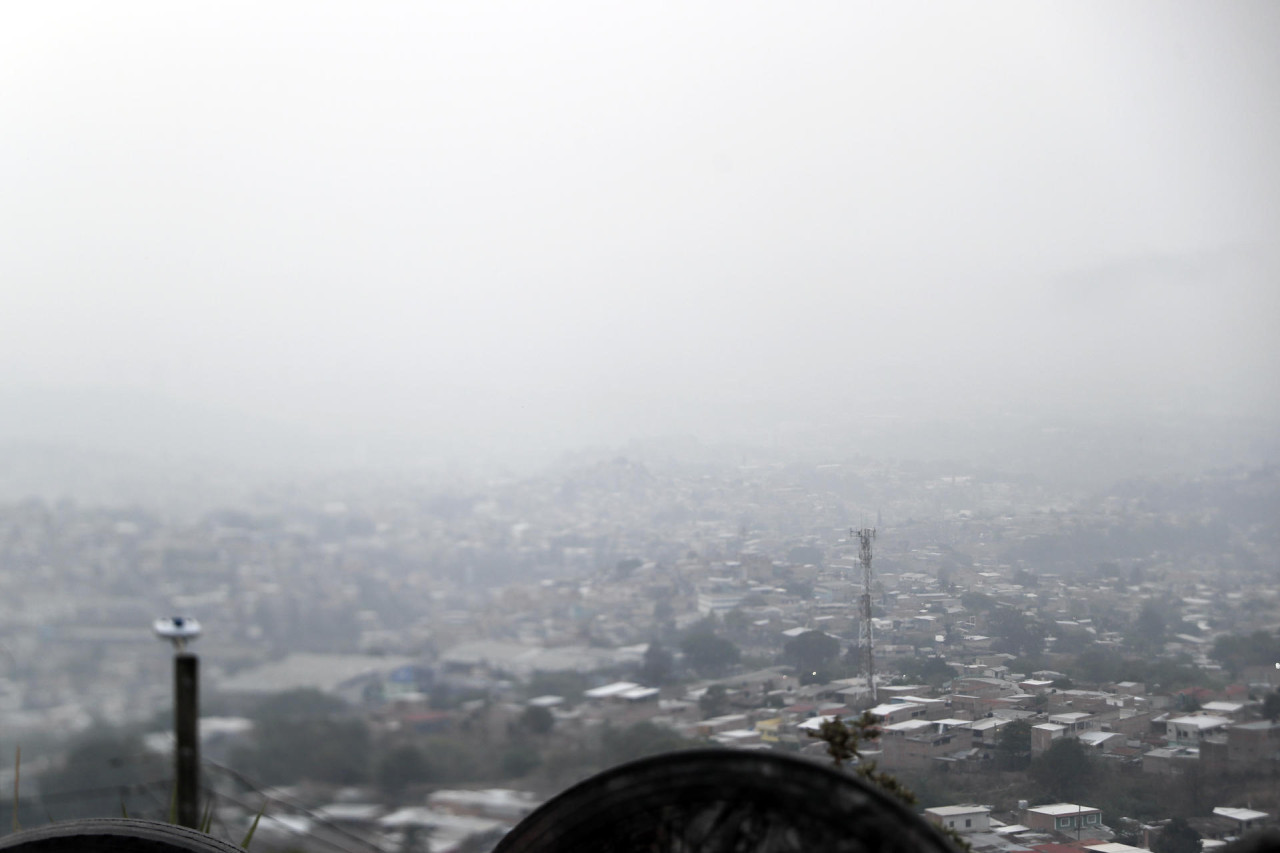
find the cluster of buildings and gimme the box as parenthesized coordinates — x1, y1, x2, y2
(1, 455, 1278, 851)
(924, 802, 1271, 852)
(144, 641, 1278, 852)
(243, 786, 541, 853)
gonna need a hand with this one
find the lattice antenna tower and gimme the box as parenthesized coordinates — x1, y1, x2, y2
(854, 527, 877, 704)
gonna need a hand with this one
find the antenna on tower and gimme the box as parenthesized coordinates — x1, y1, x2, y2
(854, 526, 877, 704)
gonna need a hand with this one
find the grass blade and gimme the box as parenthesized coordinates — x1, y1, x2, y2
(239, 804, 265, 850)
(200, 799, 214, 834)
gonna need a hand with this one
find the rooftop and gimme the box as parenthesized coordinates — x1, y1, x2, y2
(216, 653, 417, 694)
(1167, 714, 1231, 729)
(883, 719, 935, 733)
(584, 681, 640, 699)
(1026, 803, 1100, 816)
(926, 805, 991, 817)
(1213, 807, 1269, 822)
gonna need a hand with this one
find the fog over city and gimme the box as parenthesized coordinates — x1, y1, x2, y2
(3, 2, 1278, 484)
(7, 6, 1280, 851)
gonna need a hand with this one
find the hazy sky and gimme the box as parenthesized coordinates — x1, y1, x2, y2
(3, 2, 1278, 466)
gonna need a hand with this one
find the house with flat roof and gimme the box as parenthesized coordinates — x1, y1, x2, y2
(1031, 723, 1066, 755)
(1210, 807, 1270, 837)
(867, 702, 929, 725)
(1166, 714, 1231, 746)
(1022, 803, 1105, 835)
(1223, 720, 1280, 769)
(1142, 745, 1199, 776)
(924, 804, 991, 834)
(1078, 730, 1126, 753)
(1047, 711, 1095, 732)
(879, 719, 965, 772)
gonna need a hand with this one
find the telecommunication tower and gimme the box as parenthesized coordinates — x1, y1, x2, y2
(853, 527, 877, 704)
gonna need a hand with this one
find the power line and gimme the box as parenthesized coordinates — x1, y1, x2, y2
(200, 759, 383, 853)
(9, 779, 173, 806)
(208, 787, 378, 853)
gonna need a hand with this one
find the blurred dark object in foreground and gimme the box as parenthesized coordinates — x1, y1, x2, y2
(494, 749, 958, 853)
(1224, 828, 1280, 853)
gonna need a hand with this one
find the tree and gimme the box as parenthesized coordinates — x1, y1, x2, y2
(960, 591, 996, 612)
(414, 735, 488, 783)
(1073, 646, 1122, 684)
(807, 716, 974, 853)
(639, 641, 675, 686)
(1115, 654, 1209, 692)
(1153, 818, 1201, 853)
(1030, 738, 1093, 802)
(234, 715, 372, 785)
(1052, 628, 1094, 656)
(699, 684, 730, 718)
(987, 608, 1046, 658)
(526, 670, 588, 704)
(806, 713, 915, 805)
(722, 608, 752, 637)
(893, 656, 957, 688)
(375, 744, 431, 795)
(680, 630, 740, 677)
(1131, 600, 1169, 652)
(1174, 691, 1201, 713)
(783, 578, 814, 599)
(233, 698, 372, 785)
(38, 727, 169, 818)
(519, 704, 555, 735)
(251, 688, 349, 721)
(937, 564, 953, 588)
(784, 630, 840, 676)
(1263, 691, 1280, 723)
(995, 719, 1031, 770)
(1211, 630, 1280, 677)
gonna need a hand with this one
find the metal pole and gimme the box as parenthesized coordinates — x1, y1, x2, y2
(174, 652, 200, 828)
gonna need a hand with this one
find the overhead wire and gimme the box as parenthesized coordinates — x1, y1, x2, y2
(8, 775, 376, 853)
(200, 759, 384, 853)
(206, 787, 378, 853)
(11, 779, 173, 805)
(9, 749, 401, 853)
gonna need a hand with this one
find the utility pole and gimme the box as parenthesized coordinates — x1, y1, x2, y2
(854, 528, 877, 705)
(155, 617, 201, 829)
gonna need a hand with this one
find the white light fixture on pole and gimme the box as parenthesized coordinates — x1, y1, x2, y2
(154, 616, 201, 829)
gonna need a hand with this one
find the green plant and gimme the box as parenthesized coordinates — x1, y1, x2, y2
(806, 713, 915, 805)
(240, 804, 264, 849)
(807, 714, 970, 852)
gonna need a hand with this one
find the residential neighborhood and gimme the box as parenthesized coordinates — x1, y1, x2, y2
(2, 452, 1277, 852)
